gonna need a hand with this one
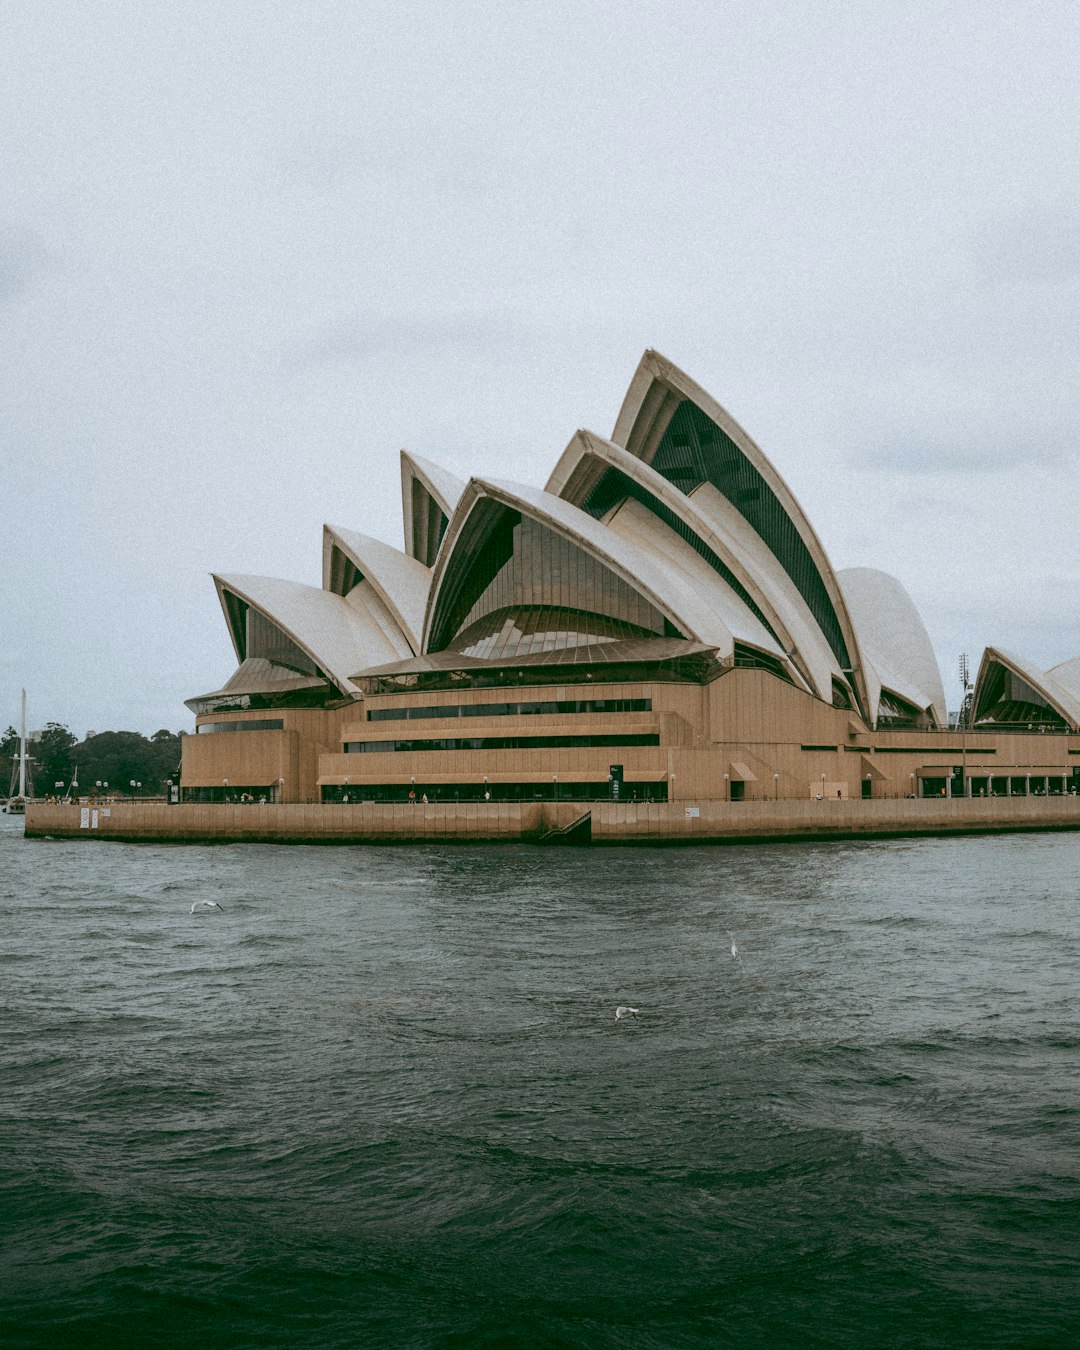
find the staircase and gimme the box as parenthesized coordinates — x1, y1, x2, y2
(538, 811, 592, 845)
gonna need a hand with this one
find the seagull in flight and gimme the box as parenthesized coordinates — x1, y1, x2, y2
(615, 1006, 639, 1020)
(190, 900, 225, 914)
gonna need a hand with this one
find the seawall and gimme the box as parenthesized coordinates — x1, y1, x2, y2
(23, 795, 1080, 845)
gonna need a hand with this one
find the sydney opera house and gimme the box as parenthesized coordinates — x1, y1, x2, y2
(180, 351, 1080, 818)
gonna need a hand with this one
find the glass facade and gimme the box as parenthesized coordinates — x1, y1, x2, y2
(411, 479, 449, 567)
(368, 698, 651, 721)
(196, 719, 285, 734)
(345, 733, 660, 753)
(355, 652, 719, 696)
(451, 606, 662, 661)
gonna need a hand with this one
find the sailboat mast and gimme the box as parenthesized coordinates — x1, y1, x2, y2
(18, 689, 27, 800)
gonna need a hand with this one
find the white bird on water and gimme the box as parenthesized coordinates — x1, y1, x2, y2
(615, 1006, 639, 1020)
(190, 900, 225, 914)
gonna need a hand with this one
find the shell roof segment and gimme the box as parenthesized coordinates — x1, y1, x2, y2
(322, 525, 432, 653)
(547, 429, 841, 701)
(213, 573, 410, 696)
(422, 476, 741, 660)
(972, 647, 1080, 731)
(610, 349, 870, 719)
(837, 567, 947, 728)
(401, 451, 466, 567)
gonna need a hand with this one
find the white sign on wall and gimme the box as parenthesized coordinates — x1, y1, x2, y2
(684, 806, 701, 818)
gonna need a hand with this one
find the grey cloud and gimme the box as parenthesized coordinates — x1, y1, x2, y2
(282, 312, 526, 374)
(970, 206, 1080, 287)
(855, 434, 1065, 476)
(0, 226, 49, 305)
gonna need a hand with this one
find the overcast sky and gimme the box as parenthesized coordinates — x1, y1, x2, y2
(2, 1, 1078, 737)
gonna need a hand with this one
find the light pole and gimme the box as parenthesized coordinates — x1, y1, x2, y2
(910, 773, 916, 799)
(552, 773, 558, 803)
(723, 772, 729, 802)
(277, 776, 285, 803)
(773, 772, 779, 801)
(223, 778, 228, 804)
(669, 772, 676, 803)
(821, 773, 826, 799)
(482, 774, 489, 802)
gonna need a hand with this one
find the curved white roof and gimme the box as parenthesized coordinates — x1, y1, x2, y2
(1046, 656, 1080, 705)
(602, 497, 791, 660)
(322, 525, 431, 652)
(610, 349, 870, 719)
(423, 477, 742, 658)
(547, 428, 839, 701)
(401, 451, 466, 566)
(838, 568, 947, 728)
(972, 646, 1080, 731)
(214, 573, 410, 695)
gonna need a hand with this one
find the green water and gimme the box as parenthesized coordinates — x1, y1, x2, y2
(2, 822, 1079, 1347)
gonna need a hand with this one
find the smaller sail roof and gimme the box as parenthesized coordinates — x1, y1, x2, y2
(971, 647, 1080, 731)
(322, 525, 431, 652)
(401, 451, 466, 566)
(838, 568, 947, 728)
(214, 573, 410, 696)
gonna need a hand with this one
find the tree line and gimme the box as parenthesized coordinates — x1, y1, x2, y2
(1, 724, 184, 798)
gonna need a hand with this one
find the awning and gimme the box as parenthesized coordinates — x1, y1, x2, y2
(729, 761, 757, 781)
(860, 755, 887, 782)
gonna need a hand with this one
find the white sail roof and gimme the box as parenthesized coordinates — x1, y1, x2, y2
(610, 349, 870, 719)
(401, 451, 466, 566)
(322, 525, 431, 652)
(547, 428, 838, 700)
(424, 477, 742, 658)
(838, 568, 947, 728)
(214, 573, 410, 695)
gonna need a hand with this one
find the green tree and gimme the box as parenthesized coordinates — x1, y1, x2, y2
(74, 730, 183, 795)
(1, 726, 19, 794)
(34, 723, 76, 793)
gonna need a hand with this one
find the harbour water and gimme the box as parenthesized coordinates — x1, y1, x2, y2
(2, 816, 1079, 1347)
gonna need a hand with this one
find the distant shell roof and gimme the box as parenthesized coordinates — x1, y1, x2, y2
(975, 646, 1080, 730)
(838, 567, 947, 727)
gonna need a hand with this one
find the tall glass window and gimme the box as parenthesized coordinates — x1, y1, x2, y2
(437, 513, 675, 661)
(246, 610, 318, 677)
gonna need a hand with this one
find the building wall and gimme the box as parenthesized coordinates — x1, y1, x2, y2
(180, 669, 1080, 806)
(181, 705, 354, 801)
